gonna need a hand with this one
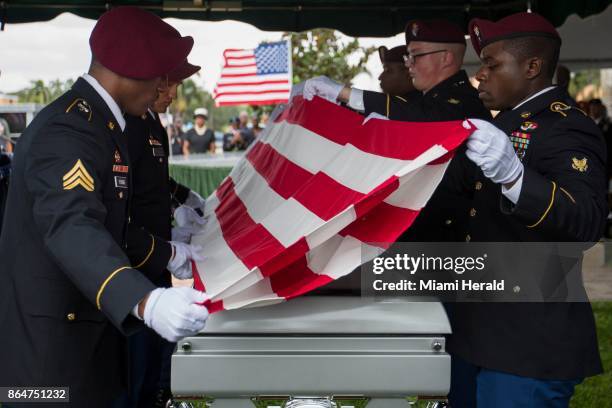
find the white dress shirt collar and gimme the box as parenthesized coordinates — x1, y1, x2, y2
(81, 73, 126, 131)
(512, 86, 556, 111)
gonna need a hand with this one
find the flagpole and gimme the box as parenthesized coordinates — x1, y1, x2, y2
(287, 37, 293, 87)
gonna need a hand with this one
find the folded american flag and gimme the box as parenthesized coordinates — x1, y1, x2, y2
(192, 94, 474, 311)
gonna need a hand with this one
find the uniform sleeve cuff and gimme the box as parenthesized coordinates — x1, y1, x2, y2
(131, 303, 143, 320)
(500, 166, 556, 228)
(348, 88, 365, 112)
(501, 172, 523, 204)
(96, 267, 155, 333)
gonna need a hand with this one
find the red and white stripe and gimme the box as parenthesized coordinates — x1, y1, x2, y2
(213, 48, 291, 106)
(191, 95, 473, 312)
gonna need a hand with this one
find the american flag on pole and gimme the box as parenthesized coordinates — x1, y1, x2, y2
(191, 92, 474, 312)
(213, 40, 292, 106)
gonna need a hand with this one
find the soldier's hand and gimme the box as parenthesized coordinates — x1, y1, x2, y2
(168, 242, 204, 279)
(171, 225, 195, 244)
(303, 76, 344, 103)
(184, 190, 207, 214)
(143, 287, 209, 342)
(174, 205, 208, 229)
(466, 118, 523, 185)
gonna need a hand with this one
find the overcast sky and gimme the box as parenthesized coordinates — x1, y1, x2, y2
(0, 13, 405, 95)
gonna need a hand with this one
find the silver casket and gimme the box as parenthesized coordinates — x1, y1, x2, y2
(171, 281, 451, 408)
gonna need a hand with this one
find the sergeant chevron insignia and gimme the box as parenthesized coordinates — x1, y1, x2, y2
(571, 157, 588, 173)
(63, 159, 94, 192)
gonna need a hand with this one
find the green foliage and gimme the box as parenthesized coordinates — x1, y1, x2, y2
(173, 79, 241, 132)
(14, 78, 74, 104)
(568, 69, 601, 99)
(283, 29, 376, 85)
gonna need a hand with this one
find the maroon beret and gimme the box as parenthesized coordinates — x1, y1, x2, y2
(405, 19, 466, 45)
(90, 6, 193, 80)
(469, 12, 561, 56)
(378, 45, 407, 64)
(168, 60, 201, 83)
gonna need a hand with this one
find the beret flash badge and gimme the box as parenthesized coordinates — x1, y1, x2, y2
(473, 25, 481, 44)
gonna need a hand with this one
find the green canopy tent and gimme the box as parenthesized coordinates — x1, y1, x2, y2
(2, 0, 611, 35)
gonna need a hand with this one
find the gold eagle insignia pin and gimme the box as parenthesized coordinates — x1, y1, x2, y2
(571, 157, 588, 173)
(63, 159, 94, 192)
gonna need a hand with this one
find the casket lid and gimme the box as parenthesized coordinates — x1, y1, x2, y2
(201, 296, 451, 335)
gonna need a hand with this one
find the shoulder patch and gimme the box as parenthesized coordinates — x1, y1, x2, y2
(65, 98, 93, 122)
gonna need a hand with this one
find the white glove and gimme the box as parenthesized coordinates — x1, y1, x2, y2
(143, 287, 209, 342)
(303, 76, 344, 103)
(174, 204, 207, 230)
(171, 225, 195, 244)
(184, 190, 206, 213)
(167, 241, 204, 279)
(466, 118, 524, 185)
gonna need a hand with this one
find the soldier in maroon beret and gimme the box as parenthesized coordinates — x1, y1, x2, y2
(88, 6, 195, 116)
(446, 12, 606, 407)
(377, 45, 418, 102)
(120, 59, 204, 407)
(303, 18, 486, 122)
(0, 7, 210, 406)
(303, 19, 490, 244)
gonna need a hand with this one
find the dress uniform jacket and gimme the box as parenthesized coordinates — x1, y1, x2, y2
(125, 112, 192, 286)
(445, 86, 606, 380)
(0, 152, 10, 235)
(362, 70, 492, 242)
(0, 78, 156, 406)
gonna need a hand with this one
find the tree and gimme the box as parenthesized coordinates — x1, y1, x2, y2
(173, 79, 241, 131)
(15, 78, 74, 104)
(569, 69, 601, 100)
(283, 29, 376, 85)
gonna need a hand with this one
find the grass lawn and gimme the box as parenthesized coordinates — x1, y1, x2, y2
(570, 301, 612, 407)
